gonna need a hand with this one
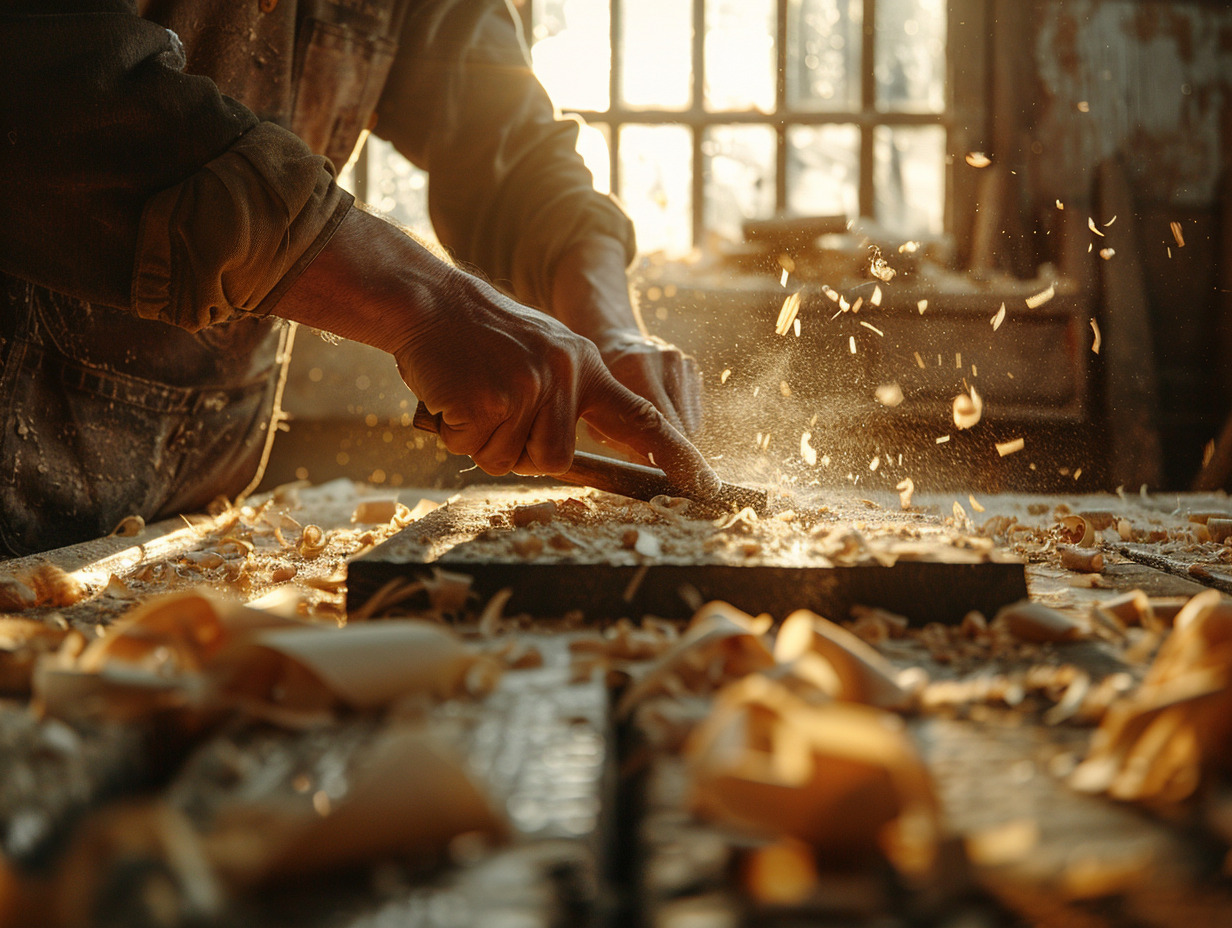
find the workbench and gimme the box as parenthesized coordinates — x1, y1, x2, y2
(1, 480, 1230, 928)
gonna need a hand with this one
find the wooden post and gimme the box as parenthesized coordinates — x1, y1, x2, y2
(1097, 157, 1165, 490)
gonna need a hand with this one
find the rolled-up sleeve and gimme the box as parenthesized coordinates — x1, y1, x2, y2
(373, 0, 635, 309)
(0, 1, 351, 331)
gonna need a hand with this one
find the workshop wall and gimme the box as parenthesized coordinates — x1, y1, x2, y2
(1022, 0, 1232, 488)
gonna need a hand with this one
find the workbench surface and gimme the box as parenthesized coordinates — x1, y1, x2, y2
(1, 480, 1230, 927)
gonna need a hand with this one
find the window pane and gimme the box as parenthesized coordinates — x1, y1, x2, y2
(621, 0, 692, 110)
(704, 0, 775, 112)
(787, 0, 862, 111)
(786, 124, 860, 219)
(619, 125, 693, 255)
(531, 0, 611, 111)
(875, 0, 946, 112)
(703, 125, 776, 244)
(874, 125, 946, 235)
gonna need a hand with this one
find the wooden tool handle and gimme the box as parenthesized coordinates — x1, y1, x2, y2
(411, 400, 768, 513)
(412, 401, 676, 501)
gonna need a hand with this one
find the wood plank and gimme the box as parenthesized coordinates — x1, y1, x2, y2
(347, 486, 1028, 625)
(1118, 544, 1232, 596)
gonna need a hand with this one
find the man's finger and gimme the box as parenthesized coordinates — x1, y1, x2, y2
(610, 352, 687, 436)
(519, 395, 577, 475)
(472, 414, 535, 476)
(436, 418, 488, 459)
(580, 374, 719, 498)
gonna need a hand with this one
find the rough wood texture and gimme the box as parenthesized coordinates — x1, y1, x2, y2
(347, 486, 1028, 625)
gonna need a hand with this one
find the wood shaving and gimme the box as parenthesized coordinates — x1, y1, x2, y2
(875, 382, 904, 407)
(868, 247, 896, 282)
(775, 291, 802, 336)
(996, 437, 1025, 457)
(109, 515, 146, 538)
(297, 525, 327, 559)
(953, 387, 983, 430)
(991, 302, 1006, 330)
(800, 431, 817, 466)
(1025, 285, 1055, 309)
(896, 478, 915, 510)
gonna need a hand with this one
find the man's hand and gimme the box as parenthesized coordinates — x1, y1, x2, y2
(591, 329, 702, 437)
(550, 237, 703, 437)
(275, 208, 718, 497)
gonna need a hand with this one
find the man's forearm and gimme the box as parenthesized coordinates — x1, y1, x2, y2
(273, 207, 463, 357)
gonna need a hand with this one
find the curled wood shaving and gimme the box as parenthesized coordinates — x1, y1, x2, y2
(477, 588, 514, 637)
(298, 525, 327, 559)
(896, 478, 915, 510)
(952, 387, 983, 430)
(1059, 545, 1104, 573)
(1071, 590, 1232, 802)
(993, 601, 1087, 643)
(511, 501, 556, 527)
(775, 610, 915, 710)
(109, 515, 146, 538)
(685, 675, 940, 875)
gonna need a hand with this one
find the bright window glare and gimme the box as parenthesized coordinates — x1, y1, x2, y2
(704, 0, 776, 112)
(620, 125, 693, 256)
(620, 0, 693, 109)
(531, 0, 610, 111)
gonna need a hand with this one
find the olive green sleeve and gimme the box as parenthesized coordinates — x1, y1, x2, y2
(373, 0, 635, 309)
(133, 122, 352, 330)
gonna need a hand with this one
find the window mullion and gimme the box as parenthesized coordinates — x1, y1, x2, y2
(610, 0, 623, 197)
(859, 0, 878, 219)
(775, 0, 789, 214)
(691, 0, 707, 249)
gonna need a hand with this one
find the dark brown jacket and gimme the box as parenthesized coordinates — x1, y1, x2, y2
(0, 0, 633, 554)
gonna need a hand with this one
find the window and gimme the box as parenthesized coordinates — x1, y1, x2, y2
(346, 0, 976, 258)
(525, 0, 955, 255)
